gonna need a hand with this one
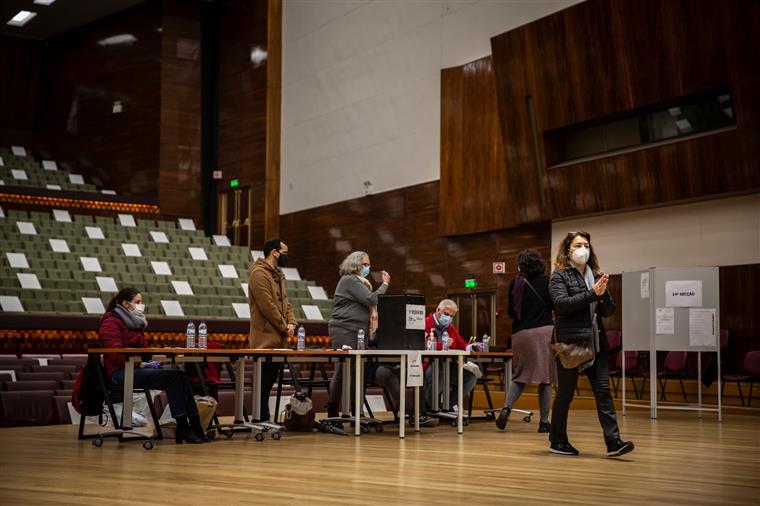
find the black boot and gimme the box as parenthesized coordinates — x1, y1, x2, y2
(495, 407, 510, 430)
(189, 414, 211, 442)
(175, 415, 204, 444)
(326, 402, 340, 418)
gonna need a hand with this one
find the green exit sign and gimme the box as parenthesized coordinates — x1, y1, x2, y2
(230, 179, 240, 188)
(465, 279, 477, 289)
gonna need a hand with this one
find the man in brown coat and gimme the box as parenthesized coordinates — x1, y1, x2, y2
(248, 237, 297, 421)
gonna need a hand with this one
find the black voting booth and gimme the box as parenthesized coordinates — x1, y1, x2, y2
(375, 294, 426, 350)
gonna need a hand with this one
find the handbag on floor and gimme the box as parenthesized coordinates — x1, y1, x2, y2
(283, 392, 315, 431)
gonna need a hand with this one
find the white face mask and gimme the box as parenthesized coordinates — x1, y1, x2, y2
(132, 303, 145, 313)
(571, 247, 590, 265)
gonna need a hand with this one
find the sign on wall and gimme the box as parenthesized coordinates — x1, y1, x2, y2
(405, 304, 425, 330)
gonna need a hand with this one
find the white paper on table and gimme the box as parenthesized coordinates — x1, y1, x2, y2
(36, 358, 49, 366)
(11, 169, 28, 180)
(301, 305, 324, 321)
(307, 286, 328, 300)
(640, 272, 650, 299)
(250, 250, 264, 261)
(178, 218, 195, 231)
(46, 184, 62, 191)
(665, 280, 702, 307)
(80, 257, 102, 272)
(121, 243, 142, 257)
(406, 351, 424, 387)
(96, 276, 118, 293)
(232, 303, 250, 319)
(17, 273, 41, 290)
(17, 221, 37, 235)
(85, 226, 105, 239)
(240, 283, 249, 296)
(0, 296, 24, 312)
(11, 146, 27, 156)
(69, 174, 84, 185)
(42, 160, 58, 171)
(171, 280, 193, 296)
(218, 264, 238, 279)
(151, 261, 172, 275)
(49, 238, 70, 253)
(281, 268, 301, 281)
(82, 297, 105, 314)
(118, 214, 136, 227)
(213, 235, 231, 247)
(53, 209, 72, 222)
(101, 190, 116, 195)
(689, 308, 717, 347)
(188, 247, 207, 261)
(6, 252, 29, 269)
(150, 231, 169, 243)
(655, 307, 675, 335)
(161, 300, 184, 317)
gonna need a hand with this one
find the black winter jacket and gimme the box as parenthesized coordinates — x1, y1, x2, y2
(549, 265, 615, 346)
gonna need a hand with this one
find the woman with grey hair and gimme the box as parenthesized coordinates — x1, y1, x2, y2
(327, 251, 391, 417)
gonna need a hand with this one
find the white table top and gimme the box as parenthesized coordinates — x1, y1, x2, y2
(347, 349, 468, 356)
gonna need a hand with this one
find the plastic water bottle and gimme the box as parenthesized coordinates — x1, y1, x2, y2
(482, 333, 490, 352)
(427, 330, 436, 351)
(297, 325, 306, 351)
(198, 321, 207, 349)
(442, 330, 450, 351)
(357, 329, 366, 350)
(185, 321, 196, 349)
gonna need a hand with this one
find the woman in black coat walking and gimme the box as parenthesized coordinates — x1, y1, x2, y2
(548, 231, 633, 457)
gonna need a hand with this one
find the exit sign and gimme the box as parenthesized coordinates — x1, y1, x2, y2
(230, 179, 240, 188)
(465, 278, 477, 289)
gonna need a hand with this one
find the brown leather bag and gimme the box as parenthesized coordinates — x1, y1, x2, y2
(283, 392, 315, 431)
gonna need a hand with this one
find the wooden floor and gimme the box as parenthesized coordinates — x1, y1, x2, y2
(0, 410, 758, 505)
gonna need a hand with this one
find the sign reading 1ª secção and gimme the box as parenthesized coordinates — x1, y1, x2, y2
(665, 280, 703, 307)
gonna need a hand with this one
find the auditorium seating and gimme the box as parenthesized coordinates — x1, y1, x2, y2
(0, 146, 107, 194)
(0, 206, 333, 321)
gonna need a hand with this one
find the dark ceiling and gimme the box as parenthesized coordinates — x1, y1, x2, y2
(0, 0, 147, 41)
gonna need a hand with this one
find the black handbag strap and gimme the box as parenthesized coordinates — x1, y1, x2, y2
(524, 278, 548, 310)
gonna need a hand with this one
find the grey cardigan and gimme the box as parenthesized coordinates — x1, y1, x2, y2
(329, 275, 388, 333)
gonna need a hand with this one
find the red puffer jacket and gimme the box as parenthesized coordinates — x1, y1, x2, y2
(99, 311, 147, 379)
(423, 313, 468, 371)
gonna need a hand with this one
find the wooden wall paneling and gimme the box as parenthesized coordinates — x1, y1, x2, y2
(218, 0, 278, 248)
(33, 2, 162, 198)
(158, 0, 202, 223)
(435, 0, 760, 236)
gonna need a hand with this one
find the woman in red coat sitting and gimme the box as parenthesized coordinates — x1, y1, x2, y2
(99, 287, 206, 444)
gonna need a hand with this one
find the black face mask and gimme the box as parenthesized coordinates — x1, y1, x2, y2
(277, 253, 288, 268)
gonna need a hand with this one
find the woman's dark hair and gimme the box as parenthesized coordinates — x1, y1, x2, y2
(106, 287, 140, 312)
(516, 249, 545, 277)
(553, 230, 601, 273)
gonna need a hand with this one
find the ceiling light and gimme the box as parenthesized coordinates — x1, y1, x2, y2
(7, 10, 36, 27)
(34, 0, 56, 5)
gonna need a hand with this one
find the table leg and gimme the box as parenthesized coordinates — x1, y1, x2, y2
(234, 358, 245, 423)
(432, 358, 439, 412)
(443, 358, 450, 410)
(414, 386, 420, 432)
(504, 358, 511, 408)
(400, 354, 406, 439)
(252, 357, 262, 421)
(341, 358, 351, 417)
(355, 355, 362, 436)
(122, 356, 135, 430)
(457, 354, 463, 434)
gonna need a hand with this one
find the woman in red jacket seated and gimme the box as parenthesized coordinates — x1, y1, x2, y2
(99, 287, 206, 444)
